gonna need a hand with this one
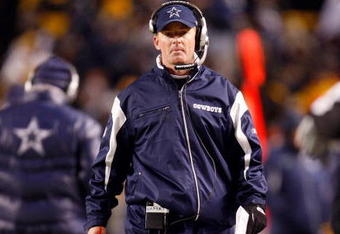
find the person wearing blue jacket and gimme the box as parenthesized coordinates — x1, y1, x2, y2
(296, 81, 340, 233)
(86, 1, 267, 234)
(0, 56, 102, 234)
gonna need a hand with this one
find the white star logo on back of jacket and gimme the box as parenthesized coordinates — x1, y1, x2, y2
(167, 7, 182, 18)
(14, 117, 52, 156)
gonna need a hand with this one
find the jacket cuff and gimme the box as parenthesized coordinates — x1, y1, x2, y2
(84, 217, 108, 232)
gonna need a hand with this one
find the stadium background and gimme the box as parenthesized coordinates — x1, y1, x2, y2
(0, 0, 338, 233)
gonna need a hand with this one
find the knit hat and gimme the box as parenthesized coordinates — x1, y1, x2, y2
(31, 56, 74, 92)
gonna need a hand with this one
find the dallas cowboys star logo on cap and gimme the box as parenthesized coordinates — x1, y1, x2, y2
(167, 7, 182, 18)
(14, 117, 52, 156)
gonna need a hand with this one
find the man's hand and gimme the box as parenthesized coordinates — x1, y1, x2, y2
(235, 205, 266, 234)
(88, 226, 107, 234)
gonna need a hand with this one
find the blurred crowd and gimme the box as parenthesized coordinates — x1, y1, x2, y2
(0, 0, 339, 233)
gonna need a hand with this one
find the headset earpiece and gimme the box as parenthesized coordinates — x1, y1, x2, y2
(149, 17, 155, 34)
(24, 70, 34, 93)
(66, 65, 79, 101)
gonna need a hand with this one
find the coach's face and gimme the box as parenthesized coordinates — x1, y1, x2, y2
(153, 22, 196, 71)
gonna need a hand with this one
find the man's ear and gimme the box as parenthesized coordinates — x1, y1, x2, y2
(153, 34, 160, 50)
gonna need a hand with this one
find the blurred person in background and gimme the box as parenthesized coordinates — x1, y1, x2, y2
(76, 68, 115, 126)
(0, 0, 72, 83)
(0, 56, 102, 234)
(265, 110, 331, 234)
(85, 1, 267, 234)
(296, 80, 340, 233)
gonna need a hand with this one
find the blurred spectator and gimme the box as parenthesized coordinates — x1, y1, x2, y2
(317, 0, 340, 40)
(265, 110, 331, 234)
(0, 56, 102, 233)
(0, 0, 72, 104)
(77, 68, 114, 125)
(296, 80, 340, 233)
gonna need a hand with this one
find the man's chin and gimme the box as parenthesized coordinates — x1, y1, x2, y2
(172, 58, 191, 65)
(171, 59, 185, 64)
(170, 54, 186, 63)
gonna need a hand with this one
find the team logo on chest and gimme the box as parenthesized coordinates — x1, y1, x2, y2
(193, 103, 222, 113)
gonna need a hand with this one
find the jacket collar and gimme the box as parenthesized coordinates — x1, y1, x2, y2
(25, 84, 68, 104)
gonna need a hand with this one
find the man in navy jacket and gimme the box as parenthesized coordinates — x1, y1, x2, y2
(296, 81, 340, 233)
(0, 56, 102, 234)
(86, 1, 267, 234)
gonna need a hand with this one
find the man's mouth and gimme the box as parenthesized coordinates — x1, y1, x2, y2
(171, 48, 185, 53)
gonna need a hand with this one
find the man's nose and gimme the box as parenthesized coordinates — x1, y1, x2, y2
(171, 36, 182, 44)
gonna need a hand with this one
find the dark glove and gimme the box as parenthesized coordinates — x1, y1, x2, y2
(235, 205, 266, 234)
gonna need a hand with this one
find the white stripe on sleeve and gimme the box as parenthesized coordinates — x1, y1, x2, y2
(105, 97, 127, 190)
(235, 206, 250, 234)
(230, 91, 252, 181)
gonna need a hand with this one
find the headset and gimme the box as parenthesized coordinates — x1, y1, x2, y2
(65, 65, 80, 101)
(149, 0, 209, 69)
(25, 62, 79, 102)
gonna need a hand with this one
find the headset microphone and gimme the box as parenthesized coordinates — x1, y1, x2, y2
(175, 63, 196, 70)
(174, 52, 201, 70)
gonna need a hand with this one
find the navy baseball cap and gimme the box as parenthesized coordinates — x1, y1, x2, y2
(31, 56, 73, 92)
(155, 4, 198, 32)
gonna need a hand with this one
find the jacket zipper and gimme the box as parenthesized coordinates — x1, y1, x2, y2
(179, 76, 201, 221)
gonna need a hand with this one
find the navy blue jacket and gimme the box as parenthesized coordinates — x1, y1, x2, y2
(308, 81, 340, 233)
(0, 87, 102, 234)
(86, 65, 267, 233)
(265, 146, 326, 234)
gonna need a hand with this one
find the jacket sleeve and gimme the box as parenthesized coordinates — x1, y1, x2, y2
(85, 97, 133, 230)
(229, 91, 267, 206)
